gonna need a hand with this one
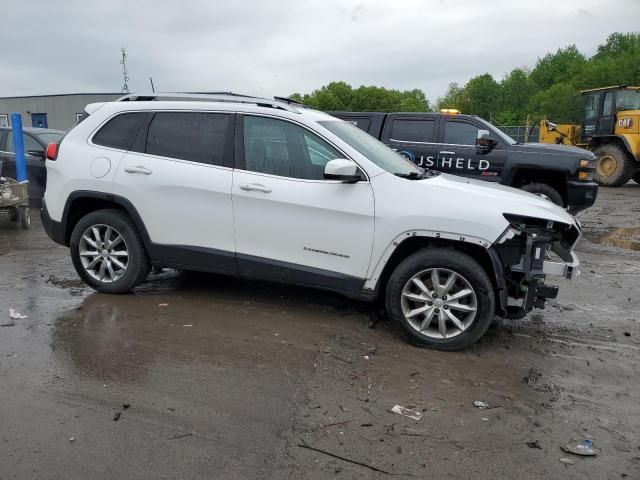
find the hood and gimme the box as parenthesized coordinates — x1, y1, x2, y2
(431, 173, 576, 225)
(511, 142, 595, 159)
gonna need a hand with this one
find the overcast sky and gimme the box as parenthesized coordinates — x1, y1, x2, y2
(2, 0, 639, 101)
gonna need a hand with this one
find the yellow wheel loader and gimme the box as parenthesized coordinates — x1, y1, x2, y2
(539, 86, 640, 187)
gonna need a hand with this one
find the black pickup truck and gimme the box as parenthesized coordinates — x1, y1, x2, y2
(330, 111, 598, 213)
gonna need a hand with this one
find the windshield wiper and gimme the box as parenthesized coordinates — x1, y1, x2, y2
(394, 168, 436, 180)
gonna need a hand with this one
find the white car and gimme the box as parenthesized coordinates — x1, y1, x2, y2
(41, 93, 580, 350)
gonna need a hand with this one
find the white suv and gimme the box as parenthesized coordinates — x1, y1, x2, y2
(41, 93, 580, 350)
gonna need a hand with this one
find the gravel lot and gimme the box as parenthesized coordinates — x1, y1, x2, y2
(1, 185, 639, 479)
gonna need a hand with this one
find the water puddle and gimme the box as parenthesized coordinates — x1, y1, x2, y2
(589, 227, 640, 251)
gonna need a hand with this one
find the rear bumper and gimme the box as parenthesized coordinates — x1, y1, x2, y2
(41, 200, 66, 246)
(567, 180, 598, 213)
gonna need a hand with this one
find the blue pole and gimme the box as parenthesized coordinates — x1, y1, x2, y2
(11, 113, 27, 182)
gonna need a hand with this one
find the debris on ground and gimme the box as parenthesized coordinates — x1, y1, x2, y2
(122, 403, 131, 410)
(168, 433, 193, 440)
(624, 332, 631, 337)
(473, 401, 491, 410)
(391, 405, 423, 420)
(297, 442, 392, 475)
(113, 412, 121, 421)
(559, 458, 575, 465)
(561, 438, 598, 456)
(525, 368, 542, 386)
(69, 437, 75, 443)
(1, 321, 16, 327)
(9, 309, 28, 319)
(526, 440, 542, 449)
(158, 303, 169, 307)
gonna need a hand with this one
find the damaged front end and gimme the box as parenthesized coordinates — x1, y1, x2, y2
(492, 213, 581, 319)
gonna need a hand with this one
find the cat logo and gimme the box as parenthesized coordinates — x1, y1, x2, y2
(617, 117, 633, 129)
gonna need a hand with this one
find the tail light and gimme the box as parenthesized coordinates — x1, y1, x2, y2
(45, 143, 59, 161)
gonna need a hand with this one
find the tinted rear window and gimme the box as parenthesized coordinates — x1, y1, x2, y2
(390, 119, 434, 143)
(145, 112, 232, 166)
(93, 113, 148, 150)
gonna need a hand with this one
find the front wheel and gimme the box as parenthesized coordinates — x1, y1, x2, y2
(385, 248, 495, 351)
(594, 144, 635, 187)
(520, 182, 564, 207)
(70, 209, 150, 293)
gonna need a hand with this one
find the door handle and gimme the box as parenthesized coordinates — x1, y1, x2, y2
(439, 151, 455, 155)
(124, 165, 152, 175)
(239, 183, 272, 193)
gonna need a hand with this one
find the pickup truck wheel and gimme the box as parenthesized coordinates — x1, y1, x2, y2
(70, 209, 150, 294)
(386, 248, 495, 351)
(594, 144, 635, 187)
(520, 183, 564, 207)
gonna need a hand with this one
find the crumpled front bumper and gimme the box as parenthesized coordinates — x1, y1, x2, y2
(543, 250, 580, 280)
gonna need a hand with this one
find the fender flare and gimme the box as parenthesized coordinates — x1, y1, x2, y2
(61, 190, 152, 248)
(363, 230, 507, 315)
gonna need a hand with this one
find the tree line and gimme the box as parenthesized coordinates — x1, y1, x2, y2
(289, 32, 640, 125)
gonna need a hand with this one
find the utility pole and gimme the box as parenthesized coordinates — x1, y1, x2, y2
(120, 48, 130, 94)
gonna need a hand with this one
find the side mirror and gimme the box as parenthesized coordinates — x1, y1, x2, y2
(476, 129, 496, 151)
(324, 159, 362, 183)
(27, 149, 45, 159)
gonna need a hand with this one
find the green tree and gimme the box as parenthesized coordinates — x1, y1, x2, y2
(529, 45, 586, 91)
(289, 83, 430, 112)
(464, 74, 501, 119)
(528, 82, 582, 123)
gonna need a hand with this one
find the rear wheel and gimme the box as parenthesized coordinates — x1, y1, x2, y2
(70, 209, 150, 293)
(594, 144, 635, 187)
(9, 207, 19, 222)
(520, 182, 564, 207)
(385, 248, 495, 351)
(19, 207, 31, 229)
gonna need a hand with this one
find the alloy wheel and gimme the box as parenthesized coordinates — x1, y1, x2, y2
(78, 224, 129, 283)
(400, 268, 478, 339)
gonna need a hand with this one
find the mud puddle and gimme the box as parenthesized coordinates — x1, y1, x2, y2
(582, 226, 640, 251)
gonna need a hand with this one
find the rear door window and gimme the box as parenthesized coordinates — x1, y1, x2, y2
(390, 119, 435, 143)
(144, 112, 233, 166)
(93, 112, 148, 150)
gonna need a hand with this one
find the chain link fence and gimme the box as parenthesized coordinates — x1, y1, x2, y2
(493, 125, 540, 143)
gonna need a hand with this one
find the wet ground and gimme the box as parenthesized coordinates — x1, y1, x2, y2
(1, 185, 639, 480)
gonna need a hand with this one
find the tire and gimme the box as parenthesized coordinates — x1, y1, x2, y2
(594, 144, 636, 187)
(385, 248, 495, 351)
(70, 209, 150, 293)
(19, 207, 31, 229)
(9, 207, 19, 222)
(633, 170, 640, 185)
(520, 182, 564, 207)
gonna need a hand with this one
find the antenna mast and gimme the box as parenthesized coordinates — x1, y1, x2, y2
(120, 48, 130, 93)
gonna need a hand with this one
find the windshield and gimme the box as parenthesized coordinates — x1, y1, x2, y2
(318, 120, 423, 175)
(476, 117, 517, 145)
(34, 132, 63, 144)
(617, 89, 640, 111)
